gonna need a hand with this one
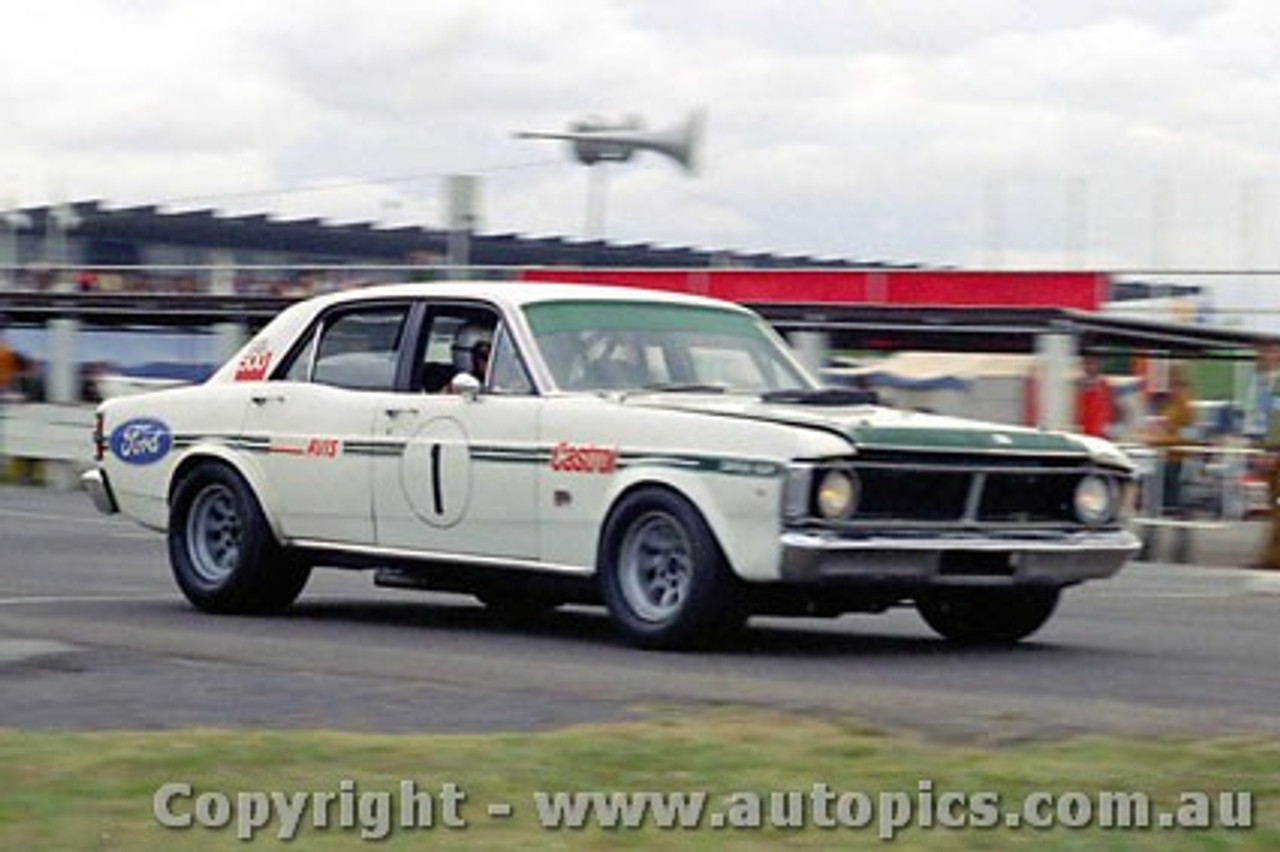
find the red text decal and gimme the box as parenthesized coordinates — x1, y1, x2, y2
(235, 348, 273, 382)
(550, 441, 619, 474)
(306, 438, 340, 458)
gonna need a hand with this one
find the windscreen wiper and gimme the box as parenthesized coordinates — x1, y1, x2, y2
(639, 382, 728, 393)
(760, 387, 879, 406)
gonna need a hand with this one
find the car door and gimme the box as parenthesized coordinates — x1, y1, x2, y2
(374, 303, 542, 561)
(241, 301, 415, 545)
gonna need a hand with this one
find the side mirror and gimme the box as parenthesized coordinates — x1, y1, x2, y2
(453, 372, 482, 400)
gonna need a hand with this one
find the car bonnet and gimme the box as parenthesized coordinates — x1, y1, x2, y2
(623, 395, 1091, 456)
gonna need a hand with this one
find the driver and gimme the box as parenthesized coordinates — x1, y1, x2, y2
(446, 323, 492, 393)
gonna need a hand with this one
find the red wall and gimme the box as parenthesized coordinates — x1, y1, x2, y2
(518, 268, 1107, 311)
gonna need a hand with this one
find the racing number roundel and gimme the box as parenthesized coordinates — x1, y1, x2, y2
(399, 417, 470, 528)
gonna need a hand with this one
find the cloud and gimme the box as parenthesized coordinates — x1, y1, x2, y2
(4, 0, 1280, 299)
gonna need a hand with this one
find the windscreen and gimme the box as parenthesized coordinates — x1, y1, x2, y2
(524, 300, 816, 393)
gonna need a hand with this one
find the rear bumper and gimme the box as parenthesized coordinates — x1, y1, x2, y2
(81, 468, 119, 515)
(779, 528, 1140, 587)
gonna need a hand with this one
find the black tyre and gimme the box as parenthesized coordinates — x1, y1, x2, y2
(916, 587, 1060, 644)
(598, 487, 744, 650)
(168, 462, 310, 614)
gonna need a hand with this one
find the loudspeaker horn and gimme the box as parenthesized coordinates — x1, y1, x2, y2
(516, 110, 704, 174)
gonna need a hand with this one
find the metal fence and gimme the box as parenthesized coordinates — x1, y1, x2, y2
(1124, 443, 1267, 524)
(1123, 442, 1269, 563)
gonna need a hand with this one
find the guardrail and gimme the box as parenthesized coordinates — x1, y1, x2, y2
(0, 289, 296, 326)
(1123, 443, 1268, 524)
(0, 399, 94, 488)
(1121, 442, 1270, 564)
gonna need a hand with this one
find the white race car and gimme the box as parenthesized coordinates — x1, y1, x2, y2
(84, 282, 1139, 649)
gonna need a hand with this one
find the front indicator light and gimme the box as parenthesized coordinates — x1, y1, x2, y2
(1118, 479, 1138, 521)
(93, 412, 106, 462)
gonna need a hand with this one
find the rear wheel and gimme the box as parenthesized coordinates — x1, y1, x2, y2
(168, 462, 310, 614)
(599, 487, 744, 650)
(916, 587, 1060, 644)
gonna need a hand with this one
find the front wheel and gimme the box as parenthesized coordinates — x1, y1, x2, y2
(168, 462, 310, 614)
(916, 587, 1060, 644)
(598, 487, 744, 650)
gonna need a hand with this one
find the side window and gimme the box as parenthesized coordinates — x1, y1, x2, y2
(417, 305, 499, 393)
(487, 324, 534, 395)
(279, 327, 317, 383)
(419, 315, 466, 393)
(308, 306, 410, 391)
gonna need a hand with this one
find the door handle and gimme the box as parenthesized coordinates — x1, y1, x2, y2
(250, 394, 286, 406)
(384, 407, 420, 418)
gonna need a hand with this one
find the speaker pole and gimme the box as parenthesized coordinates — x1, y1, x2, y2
(585, 164, 608, 238)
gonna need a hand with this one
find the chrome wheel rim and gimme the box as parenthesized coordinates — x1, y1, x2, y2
(185, 483, 242, 585)
(618, 511, 693, 623)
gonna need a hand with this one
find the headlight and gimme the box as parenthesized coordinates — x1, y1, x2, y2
(816, 468, 859, 520)
(1074, 475, 1115, 526)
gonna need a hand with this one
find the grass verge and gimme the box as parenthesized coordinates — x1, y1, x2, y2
(2, 707, 1277, 850)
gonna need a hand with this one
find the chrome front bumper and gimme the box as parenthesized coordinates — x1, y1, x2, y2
(81, 468, 119, 515)
(779, 528, 1140, 587)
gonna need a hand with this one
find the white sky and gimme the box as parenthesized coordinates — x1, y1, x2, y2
(4, 1, 1280, 324)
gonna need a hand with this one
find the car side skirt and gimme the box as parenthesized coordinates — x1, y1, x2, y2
(289, 539, 594, 576)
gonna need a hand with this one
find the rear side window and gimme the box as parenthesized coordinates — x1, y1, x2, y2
(279, 305, 410, 391)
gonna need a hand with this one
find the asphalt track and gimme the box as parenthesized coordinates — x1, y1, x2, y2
(1, 484, 1277, 740)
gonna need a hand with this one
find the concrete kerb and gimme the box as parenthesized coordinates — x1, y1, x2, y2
(1247, 573, 1280, 594)
(1133, 517, 1280, 593)
(1134, 518, 1264, 568)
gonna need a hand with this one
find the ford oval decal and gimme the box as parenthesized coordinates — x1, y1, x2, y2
(109, 417, 173, 465)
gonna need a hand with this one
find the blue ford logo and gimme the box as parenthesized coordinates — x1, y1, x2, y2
(109, 417, 173, 465)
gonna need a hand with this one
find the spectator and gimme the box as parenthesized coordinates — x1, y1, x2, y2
(1245, 340, 1280, 443)
(1076, 355, 1117, 437)
(1148, 364, 1197, 517)
(1138, 364, 1197, 562)
(1245, 340, 1280, 569)
(0, 333, 17, 394)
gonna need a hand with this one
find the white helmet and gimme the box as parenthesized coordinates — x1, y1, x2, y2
(451, 324, 493, 371)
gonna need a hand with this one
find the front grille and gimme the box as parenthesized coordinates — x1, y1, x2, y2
(978, 471, 1078, 523)
(856, 468, 971, 521)
(808, 452, 1126, 529)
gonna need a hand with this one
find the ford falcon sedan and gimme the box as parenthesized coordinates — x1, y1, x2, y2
(83, 281, 1139, 649)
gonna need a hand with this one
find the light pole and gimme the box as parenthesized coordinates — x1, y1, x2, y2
(0, 207, 31, 289)
(45, 203, 81, 291)
(445, 174, 480, 276)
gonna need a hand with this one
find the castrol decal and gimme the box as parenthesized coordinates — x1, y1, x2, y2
(550, 441, 619, 474)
